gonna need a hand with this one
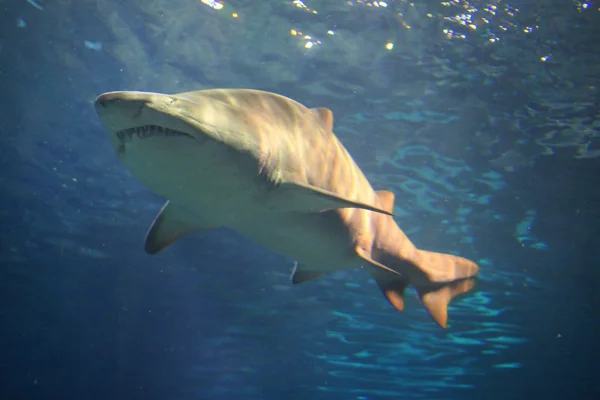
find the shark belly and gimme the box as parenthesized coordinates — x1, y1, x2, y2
(120, 134, 360, 271)
(119, 133, 267, 227)
(235, 210, 361, 273)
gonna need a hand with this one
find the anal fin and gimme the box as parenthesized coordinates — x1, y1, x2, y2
(145, 201, 216, 254)
(367, 266, 408, 312)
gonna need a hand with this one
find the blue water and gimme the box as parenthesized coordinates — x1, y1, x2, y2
(1, 1, 598, 399)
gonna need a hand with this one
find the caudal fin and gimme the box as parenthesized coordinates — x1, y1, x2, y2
(413, 250, 479, 328)
(415, 278, 476, 328)
(368, 250, 479, 328)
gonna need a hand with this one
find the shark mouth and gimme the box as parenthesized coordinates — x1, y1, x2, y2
(116, 125, 193, 143)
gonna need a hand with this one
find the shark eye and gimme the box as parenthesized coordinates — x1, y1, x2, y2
(168, 98, 175, 104)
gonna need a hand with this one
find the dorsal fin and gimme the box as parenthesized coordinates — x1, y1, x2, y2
(312, 107, 334, 131)
(375, 190, 395, 214)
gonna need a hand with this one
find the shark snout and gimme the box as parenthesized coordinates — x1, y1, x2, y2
(94, 92, 149, 120)
(95, 92, 125, 109)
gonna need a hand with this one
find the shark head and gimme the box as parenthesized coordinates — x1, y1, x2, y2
(94, 90, 269, 159)
(94, 89, 298, 218)
(95, 91, 212, 155)
(94, 90, 258, 204)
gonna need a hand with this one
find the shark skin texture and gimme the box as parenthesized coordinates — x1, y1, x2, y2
(94, 88, 480, 328)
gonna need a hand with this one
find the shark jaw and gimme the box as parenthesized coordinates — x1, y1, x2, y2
(93, 91, 270, 226)
(94, 92, 203, 201)
(94, 92, 200, 157)
(95, 92, 232, 207)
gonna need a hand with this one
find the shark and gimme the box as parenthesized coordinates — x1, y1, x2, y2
(94, 88, 479, 328)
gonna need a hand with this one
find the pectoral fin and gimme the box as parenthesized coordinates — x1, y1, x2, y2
(355, 246, 401, 276)
(290, 262, 326, 284)
(278, 182, 394, 216)
(145, 201, 215, 254)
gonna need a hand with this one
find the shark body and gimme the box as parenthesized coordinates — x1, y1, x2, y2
(95, 88, 479, 328)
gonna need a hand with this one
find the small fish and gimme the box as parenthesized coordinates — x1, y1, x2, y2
(26, 0, 44, 11)
(84, 40, 103, 52)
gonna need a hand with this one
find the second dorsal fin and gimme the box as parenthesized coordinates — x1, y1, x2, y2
(375, 190, 395, 214)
